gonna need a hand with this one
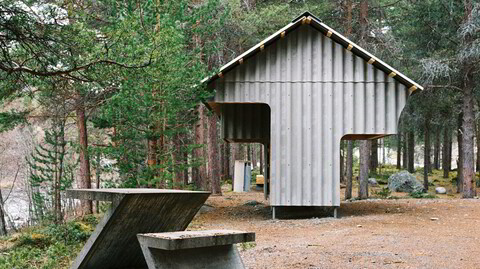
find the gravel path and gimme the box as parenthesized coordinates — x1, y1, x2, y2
(192, 191, 480, 269)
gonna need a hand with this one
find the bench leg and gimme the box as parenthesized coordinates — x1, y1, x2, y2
(139, 244, 246, 269)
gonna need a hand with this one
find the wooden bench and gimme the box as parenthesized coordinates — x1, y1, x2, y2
(137, 230, 255, 269)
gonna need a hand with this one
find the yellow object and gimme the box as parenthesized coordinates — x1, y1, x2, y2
(256, 175, 265, 185)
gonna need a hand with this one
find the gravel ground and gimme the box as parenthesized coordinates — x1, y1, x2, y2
(192, 189, 480, 269)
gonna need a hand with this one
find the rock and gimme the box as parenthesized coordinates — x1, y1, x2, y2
(435, 187, 447, 194)
(244, 200, 259, 206)
(430, 217, 439, 221)
(368, 178, 378, 186)
(387, 171, 424, 193)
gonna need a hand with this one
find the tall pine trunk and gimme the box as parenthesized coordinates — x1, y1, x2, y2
(193, 105, 207, 190)
(370, 140, 378, 173)
(76, 100, 92, 215)
(358, 140, 370, 199)
(434, 131, 441, 170)
(403, 131, 408, 170)
(457, 113, 464, 194)
(340, 141, 345, 184)
(396, 134, 402, 170)
(462, 71, 476, 197)
(424, 120, 430, 192)
(443, 128, 450, 178)
(476, 122, 480, 172)
(345, 140, 353, 200)
(407, 131, 415, 173)
(207, 114, 222, 195)
(0, 189, 7, 235)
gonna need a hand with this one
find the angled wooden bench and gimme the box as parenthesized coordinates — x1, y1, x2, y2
(67, 189, 210, 269)
(137, 230, 255, 269)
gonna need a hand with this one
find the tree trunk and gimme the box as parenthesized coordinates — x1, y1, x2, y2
(443, 128, 450, 178)
(396, 134, 402, 170)
(252, 144, 257, 169)
(193, 105, 207, 190)
(407, 131, 415, 173)
(370, 139, 378, 173)
(476, 121, 480, 172)
(224, 143, 230, 180)
(76, 101, 92, 215)
(173, 133, 185, 189)
(424, 120, 430, 192)
(207, 114, 222, 195)
(55, 122, 65, 223)
(403, 132, 408, 170)
(259, 144, 264, 175)
(344, 0, 353, 38)
(340, 141, 345, 184)
(359, 140, 370, 199)
(345, 140, 353, 200)
(359, 0, 369, 44)
(95, 151, 101, 214)
(462, 69, 476, 198)
(0, 189, 7, 236)
(457, 113, 464, 194)
(434, 130, 441, 170)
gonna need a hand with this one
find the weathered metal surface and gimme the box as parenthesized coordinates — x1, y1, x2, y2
(209, 24, 411, 207)
(68, 189, 210, 269)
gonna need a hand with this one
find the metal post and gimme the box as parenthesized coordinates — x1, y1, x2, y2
(272, 206, 276, 220)
(333, 207, 338, 219)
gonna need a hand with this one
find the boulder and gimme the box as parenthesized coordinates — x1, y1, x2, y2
(387, 171, 424, 193)
(435, 187, 447, 194)
(368, 178, 378, 186)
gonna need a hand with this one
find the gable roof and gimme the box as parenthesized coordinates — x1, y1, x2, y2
(203, 11, 423, 93)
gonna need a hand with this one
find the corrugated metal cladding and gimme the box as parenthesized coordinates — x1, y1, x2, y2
(211, 25, 408, 207)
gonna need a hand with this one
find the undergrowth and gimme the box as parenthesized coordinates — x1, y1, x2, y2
(0, 216, 99, 269)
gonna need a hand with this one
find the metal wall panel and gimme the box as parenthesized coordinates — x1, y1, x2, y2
(211, 26, 408, 207)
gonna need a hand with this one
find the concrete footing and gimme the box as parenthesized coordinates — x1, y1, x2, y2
(137, 230, 255, 269)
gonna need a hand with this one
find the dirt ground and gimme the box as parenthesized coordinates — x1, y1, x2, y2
(192, 187, 480, 269)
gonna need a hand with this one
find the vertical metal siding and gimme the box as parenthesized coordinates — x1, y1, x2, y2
(214, 26, 408, 207)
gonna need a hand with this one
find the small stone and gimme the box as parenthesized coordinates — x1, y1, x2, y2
(357, 225, 362, 227)
(430, 217, 439, 221)
(368, 178, 378, 186)
(435, 187, 447, 194)
(244, 200, 259, 206)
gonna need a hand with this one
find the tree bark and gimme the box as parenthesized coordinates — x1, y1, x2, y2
(344, 0, 353, 38)
(340, 141, 345, 184)
(345, 140, 353, 200)
(359, 140, 370, 199)
(407, 131, 415, 173)
(358, 140, 370, 199)
(443, 128, 450, 178)
(207, 113, 222, 195)
(462, 70, 476, 198)
(76, 101, 92, 215)
(476, 121, 480, 172)
(434, 130, 441, 170)
(0, 189, 7, 236)
(259, 144, 264, 175)
(193, 105, 207, 190)
(359, 0, 369, 44)
(396, 134, 402, 170)
(424, 119, 430, 192)
(173, 133, 185, 189)
(457, 113, 464, 194)
(370, 139, 378, 173)
(403, 132, 408, 170)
